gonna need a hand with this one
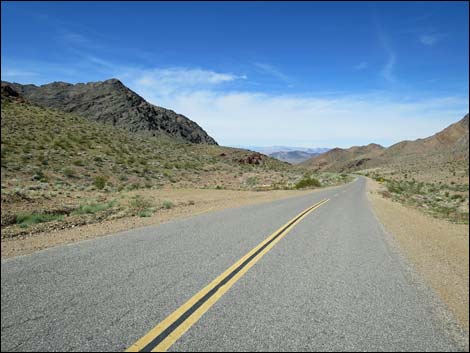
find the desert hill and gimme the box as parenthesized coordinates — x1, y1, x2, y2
(301, 115, 469, 177)
(3, 79, 217, 145)
(300, 143, 385, 171)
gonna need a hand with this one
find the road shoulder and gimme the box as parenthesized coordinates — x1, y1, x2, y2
(1, 188, 319, 259)
(366, 177, 469, 334)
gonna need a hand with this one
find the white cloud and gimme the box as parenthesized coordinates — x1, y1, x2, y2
(419, 34, 440, 46)
(127, 75, 468, 147)
(125, 67, 246, 96)
(5, 55, 467, 149)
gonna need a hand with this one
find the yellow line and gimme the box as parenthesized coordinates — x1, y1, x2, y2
(126, 199, 329, 352)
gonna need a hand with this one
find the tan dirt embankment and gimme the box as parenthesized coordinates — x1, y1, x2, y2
(366, 178, 469, 332)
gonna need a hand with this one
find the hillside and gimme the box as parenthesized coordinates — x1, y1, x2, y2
(1, 93, 296, 193)
(300, 115, 469, 224)
(381, 114, 469, 164)
(3, 79, 217, 145)
(269, 150, 320, 164)
(301, 115, 469, 178)
(300, 143, 385, 171)
(1, 88, 350, 238)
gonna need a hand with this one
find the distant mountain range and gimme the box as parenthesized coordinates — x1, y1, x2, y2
(3, 79, 217, 145)
(233, 146, 330, 164)
(301, 114, 469, 174)
(238, 146, 330, 155)
(268, 151, 322, 164)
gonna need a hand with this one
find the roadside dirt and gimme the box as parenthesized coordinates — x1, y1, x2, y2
(366, 178, 469, 332)
(1, 188, 314, 258)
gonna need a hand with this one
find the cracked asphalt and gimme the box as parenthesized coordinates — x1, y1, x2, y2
(1, 177, 467, 351)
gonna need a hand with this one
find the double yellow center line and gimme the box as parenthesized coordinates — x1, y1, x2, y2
(126, 198, 329, 352)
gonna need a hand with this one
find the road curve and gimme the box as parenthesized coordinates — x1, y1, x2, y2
(1, 177, 466, 351)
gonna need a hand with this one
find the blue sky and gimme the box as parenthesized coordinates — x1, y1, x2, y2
(2, 1, 469, 148)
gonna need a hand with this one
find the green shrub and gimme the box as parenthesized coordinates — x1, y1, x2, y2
(16, 213, 64, 228)
(73, 159, 85, 166)
(72, 202, 114, 215)
(246, 176, 259, 186)
(162, 200, 174, 209)
(129, 195, 153, 212)
(63, 168, 76, 178)
(295, 176, 321, 189)
(138, 209, 154, 217)
(93, 176, 107, 190)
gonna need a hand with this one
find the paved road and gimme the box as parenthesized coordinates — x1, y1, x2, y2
(1, 177, 467, 351)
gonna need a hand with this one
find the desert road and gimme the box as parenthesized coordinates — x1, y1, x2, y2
(1, 177, 466, 352)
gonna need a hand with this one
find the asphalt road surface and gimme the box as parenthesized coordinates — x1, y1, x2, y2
(1, 177, 467, 351)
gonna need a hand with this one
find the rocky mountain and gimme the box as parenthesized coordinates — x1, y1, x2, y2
(3, 79, 217, 145)
(301, 114, 469, 174)
(300, 143, 385, 171)
(1, 82, 26, 103)
(269, 151, 320, 164)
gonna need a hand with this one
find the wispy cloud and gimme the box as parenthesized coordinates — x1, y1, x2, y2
(419, 33, 442, 46)
(1, 69, 39, 79)
(254, 63, 291, 83)
(372, 10, 397, 83)
(354, 62, 368, 70)
(380, 53, 396, 83)
(126, 67, 246, 97)
(61, 32, 92, 45)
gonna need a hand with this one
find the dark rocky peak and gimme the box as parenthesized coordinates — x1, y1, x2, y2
(3, 79, 217, 145)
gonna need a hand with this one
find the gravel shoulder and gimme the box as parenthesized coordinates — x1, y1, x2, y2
(1, 188, 316, 258)
(366, 178, 469, 332)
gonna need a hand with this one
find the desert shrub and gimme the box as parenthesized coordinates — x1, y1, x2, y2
(72, 202, 114, 215)
(63, 168, 76, 178)
(93, 176, 107, 190)
(138, 209, 154, 217)
(374, 176, 386, 183)
(246, 176, 259, 186)
(16, 213, 64, 228)
(162, 200, 174, 209)
(73, 159, 85, 166)
(295, 176, 321, 189)
(33, 169, 48, 182)
(129, 195, 153, 212)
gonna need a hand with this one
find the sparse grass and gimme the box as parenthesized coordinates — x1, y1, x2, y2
(245, 176, 259, 187)
(16, 213, 64, 228)
(71, 201, 115, 215)
(138, 209, 154, 217)
(129, 195, 153, 209)
(372, 173, 469, 224)
(1, 101, 302, 194)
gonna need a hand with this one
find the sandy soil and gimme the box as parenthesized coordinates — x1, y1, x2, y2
(366, 178, 469, 332)
(1, 188, 314, 258)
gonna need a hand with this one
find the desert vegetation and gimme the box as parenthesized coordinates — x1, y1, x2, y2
(1, 100, 352, 238)
(364, 171, 469, 224)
